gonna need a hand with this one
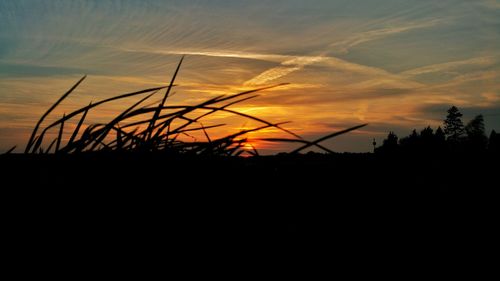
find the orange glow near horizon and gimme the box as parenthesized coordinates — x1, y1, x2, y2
(0, 1, 499, 153)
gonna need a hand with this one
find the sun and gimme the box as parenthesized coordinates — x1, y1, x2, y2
(242, 142, 256, 151)
(239, 140, 260, 156)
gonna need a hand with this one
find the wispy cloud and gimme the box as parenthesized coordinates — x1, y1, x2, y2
(401, 56, 497, 77)
(244, 56, 326, 86)
(158, 47, 427, 91)
(148, 17, 448, 87)
(243, 53, 425, 87)
(139, 48, 329, 86)
(140, 49, 287, 63)
(329, 19, 446, 54)
(165, 48, 419, 87)
(243, 18, 447, 85)
(426, 71, 499, 90)
(481, 0, 500, 9)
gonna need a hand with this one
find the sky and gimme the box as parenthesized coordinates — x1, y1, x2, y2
(0, 0, 499, 153)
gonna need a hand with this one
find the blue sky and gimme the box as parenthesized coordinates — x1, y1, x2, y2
(0, 0, 499, 153)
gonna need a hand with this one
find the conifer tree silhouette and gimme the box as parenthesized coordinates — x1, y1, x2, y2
(435, 126, 445, 143)
(489, 130, 499, 153)
(444, 106, 465, 146)
(465, 114, 488, 151)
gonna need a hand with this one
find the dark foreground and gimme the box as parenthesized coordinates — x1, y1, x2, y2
(1, 152, 498, 261)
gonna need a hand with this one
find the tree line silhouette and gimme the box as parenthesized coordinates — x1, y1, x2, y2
(376, 106, 500, 155)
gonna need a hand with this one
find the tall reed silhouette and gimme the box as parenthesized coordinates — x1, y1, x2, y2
(23, 57, 367, 156)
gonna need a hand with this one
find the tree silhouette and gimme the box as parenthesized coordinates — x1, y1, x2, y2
(419, 126, 435, 152)
(435, 126, 445, 143)
(420, 126, 433, 138)
(443, 106, 465, 144)
(384, 131, 398, 147)
(465, 114, 488, 151)
(376, 131, 399, 154)
(434, 126, 446, 150)
(399, 129, 419, 150)
(375, 107, 498, 156)
(398, 126, 446, 154)
(409, 129, 418, 139)
(489, 130, 500, 153)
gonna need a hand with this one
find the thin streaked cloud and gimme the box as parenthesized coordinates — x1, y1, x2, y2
(481, 0, 500, 9)
(401, 56, 497, 77)
(244, 56, 326, 86)
(329, 18, 447, 54)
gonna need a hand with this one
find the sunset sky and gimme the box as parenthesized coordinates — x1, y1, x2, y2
(1, 0, 499, 153)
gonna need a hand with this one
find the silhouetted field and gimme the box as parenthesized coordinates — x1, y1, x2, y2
(2, 152, 497, 250)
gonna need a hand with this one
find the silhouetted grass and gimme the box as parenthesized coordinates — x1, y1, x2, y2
(22, 57, 367, 156)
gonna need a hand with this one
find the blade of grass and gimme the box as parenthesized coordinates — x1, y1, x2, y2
(38, 87, 165, 141)
(120, 93, 257, 133)
(169, 95, 260, 134)
(61, 123, 103, 153)
(116, 125, 123, 149)
(166, 84, 282, 134)
(88, 92, 156, 151)
(214, 83, 288, 104)
(46, 138, 57, 154)
(250, 144, 259, 156)
(147, 56, 184, 139)
(55, 113, 65, 153)
(146, 85, 275, 140)
(199, 122, 211, 143)
(67, 102, 91, 147)
(258, 138, 334, 154)
(174, 123, 225, 134)
(290, 124, 368, 154)
(122, 105, 299, 139)
(5, 146, 16, 154)
(105, 127, 139, 150)
(25, 75, 86, 153)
